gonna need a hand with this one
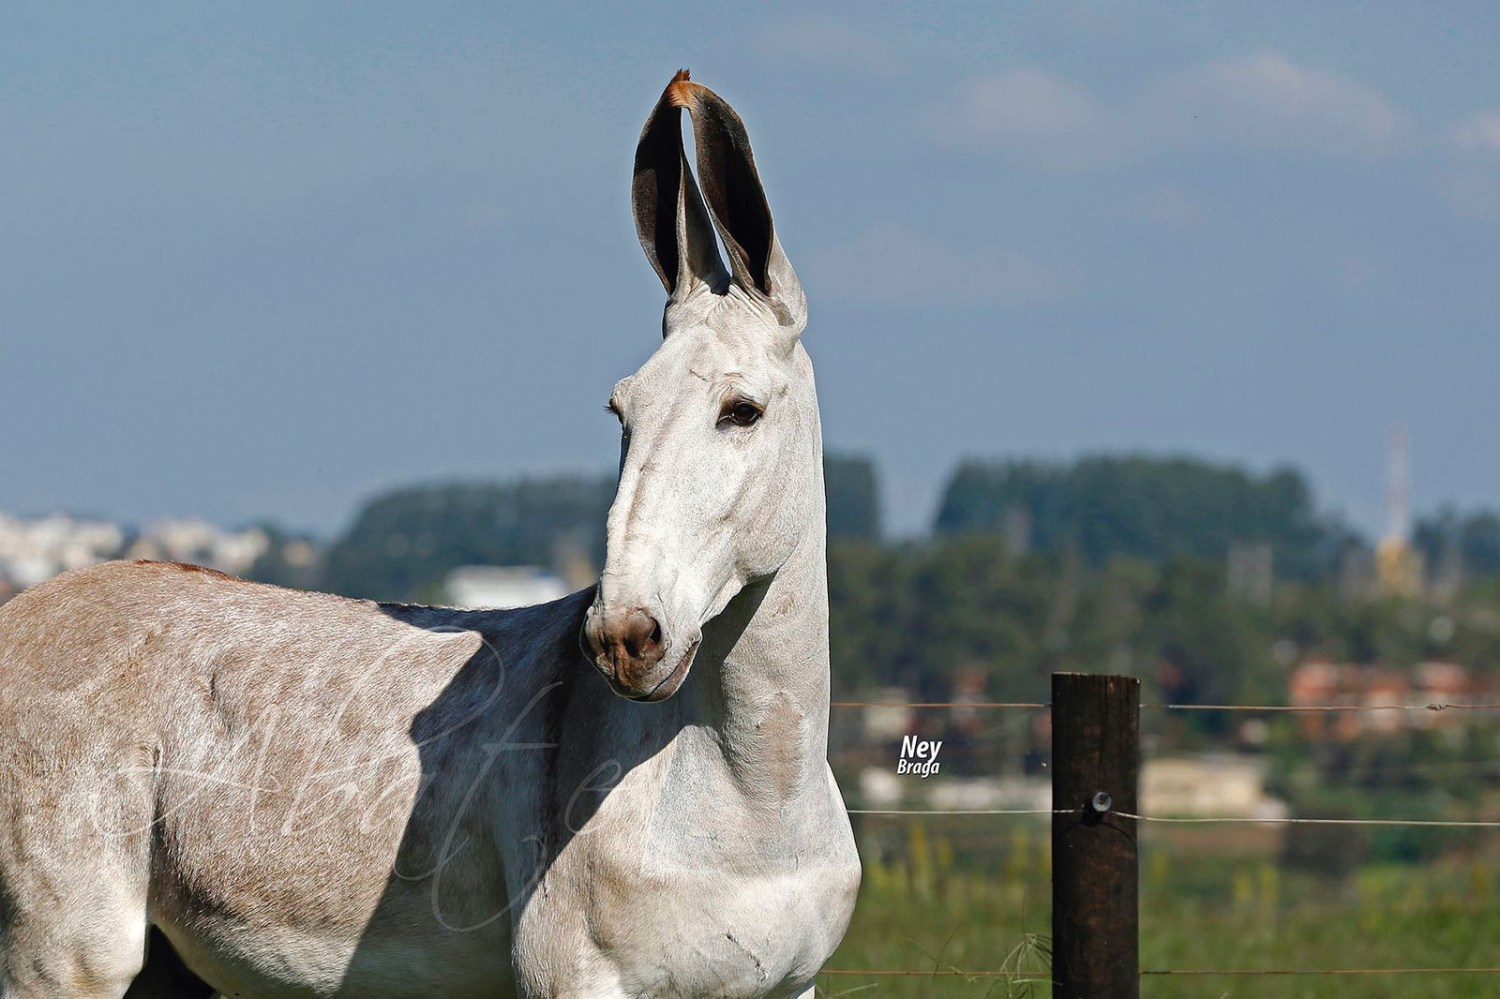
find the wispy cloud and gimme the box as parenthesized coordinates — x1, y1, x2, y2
(757, 15, 903, 77)
(1439, 110, 1500, 219)
(933, 50, 1407, 171)
(803, 222, 1074, 307)
(932, 69, 1109, 170)
(1451, 110, 1500, 154)
(1142, 52, 1404, 157)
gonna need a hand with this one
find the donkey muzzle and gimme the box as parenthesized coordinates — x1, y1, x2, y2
(584, 606, 692, 701)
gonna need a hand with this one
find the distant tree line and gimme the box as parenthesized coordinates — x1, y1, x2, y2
(262, 455, 884, 601)
(934, 455, 1356, 580)
(827, 535, 1500, 706)
(319, 476, 616, 600)
(247, 452, 1500, 704)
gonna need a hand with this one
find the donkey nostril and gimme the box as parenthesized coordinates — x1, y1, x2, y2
(622, 609, 663, 661)
(584, 620, 608, 661)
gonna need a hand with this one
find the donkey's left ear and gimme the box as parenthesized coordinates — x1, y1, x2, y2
(669, 73, 807, 335)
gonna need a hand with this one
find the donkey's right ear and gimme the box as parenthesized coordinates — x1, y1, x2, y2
(633, 70, 729, 301)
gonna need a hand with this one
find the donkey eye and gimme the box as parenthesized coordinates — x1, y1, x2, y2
(605, 400, 623, 423)
(720, 400, 763, 428)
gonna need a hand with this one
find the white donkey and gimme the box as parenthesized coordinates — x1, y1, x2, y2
(0, 71, 859, 997)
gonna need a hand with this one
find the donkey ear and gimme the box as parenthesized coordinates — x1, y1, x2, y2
(669, 73, 806, 332)
(633, 71, 728, 300)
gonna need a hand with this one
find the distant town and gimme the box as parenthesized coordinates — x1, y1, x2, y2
(0, 513, 282, 595)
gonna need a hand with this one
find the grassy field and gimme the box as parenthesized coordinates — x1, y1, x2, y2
(817, 819, 1500, 997)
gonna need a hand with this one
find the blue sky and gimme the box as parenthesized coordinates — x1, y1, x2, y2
(3, 2, 1498, 536)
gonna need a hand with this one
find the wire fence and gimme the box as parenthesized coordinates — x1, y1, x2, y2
(848, 807, 1500, 827)
(819, 966, 1500, 978)
(832, 699, 1500, 712)
(822, 689, 1500, 988)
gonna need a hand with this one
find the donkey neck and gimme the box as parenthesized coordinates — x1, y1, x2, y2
(686, 512, 831, 804)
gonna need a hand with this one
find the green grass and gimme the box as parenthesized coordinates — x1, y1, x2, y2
(818, 820, 1500, 997)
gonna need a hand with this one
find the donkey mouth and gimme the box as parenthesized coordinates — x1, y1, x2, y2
(631, 638, 701, 702)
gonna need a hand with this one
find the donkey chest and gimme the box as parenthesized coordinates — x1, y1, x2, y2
(517, 795, 859, 997)
(526, 856, 852, 997)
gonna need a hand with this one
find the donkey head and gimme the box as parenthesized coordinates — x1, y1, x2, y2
(582, 71, 820, 702)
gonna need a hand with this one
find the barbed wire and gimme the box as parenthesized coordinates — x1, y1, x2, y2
(1151, 701, 1500, 712)
(1116, 811, 1500, 828)
(848, 807, 1064, 816)
(818, 969, 1017, 977)
(1139, 967, 1500, 976)
(847, 806, 1500, 827)
(831, 699, 1500, 712)
(817, 967, 1500, 978)
(830, 700, 1048, 709)
(830, 689, 1500, 984)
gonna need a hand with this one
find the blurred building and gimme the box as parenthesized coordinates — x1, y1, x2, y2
(0, 513, 273, 591)
(0, 513, 126, 588)
(1376, 425, 1425, 596)
(444, 566, 570, 610)
(125, 520, 270, 576)
(1141, 754, 1287, 820)
(1289, 659, 1487, 740)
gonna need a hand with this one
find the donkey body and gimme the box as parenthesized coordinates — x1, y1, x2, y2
(0, 74, 859, 997)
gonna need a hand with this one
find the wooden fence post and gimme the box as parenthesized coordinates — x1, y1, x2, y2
(1051, 672, 1140, 998)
